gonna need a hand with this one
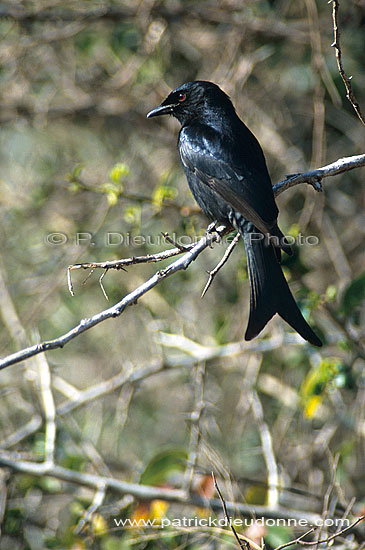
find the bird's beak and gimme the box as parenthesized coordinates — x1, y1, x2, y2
(146, 103, 175, 118)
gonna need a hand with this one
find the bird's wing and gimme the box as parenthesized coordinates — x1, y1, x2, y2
(179, 125, 278, 234)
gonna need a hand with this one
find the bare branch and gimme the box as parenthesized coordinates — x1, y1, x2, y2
(0, 415, 42, 449)
(251, 391, 279, 509)
(155, 332, 306, 366)
(273, 154, 365, 196)
(56, 362, 165, 416)
(273, 527, 317, 550)
(273, 513, 364, 548)
(74, 484, 106, 535)
(201, 233, 241, 298)
(183, 363, 206, 492)
(37, 352, 56, 465)
(330, 0, 365, 125)
(314, 453, 339, 547)
(0, 227, 225, 371)
(0, 453, 326, 526)
(67, 242, 194, 290)
(212, 473, 252, 550)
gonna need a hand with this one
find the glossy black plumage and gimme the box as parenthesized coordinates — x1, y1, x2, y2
(147, 81, 322, 346)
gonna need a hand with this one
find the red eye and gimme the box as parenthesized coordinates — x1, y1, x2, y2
(178, 93, 186, 102)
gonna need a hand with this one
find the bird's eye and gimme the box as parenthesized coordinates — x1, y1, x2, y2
(178, 93, 186, 102)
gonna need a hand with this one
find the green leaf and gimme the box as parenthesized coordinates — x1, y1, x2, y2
(265, 526, 293, 547)
(139, 448, 187, 486)
(325, 285, 337, 302)
(152, 184, 177, 210)
(300, 358, 343, 417)
(340, 272, 365, 316)
(107, 191, 119, 206)
(109, 162, 129, 184)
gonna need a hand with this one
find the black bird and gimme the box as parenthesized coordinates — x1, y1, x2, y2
(147, 81, 322, 346)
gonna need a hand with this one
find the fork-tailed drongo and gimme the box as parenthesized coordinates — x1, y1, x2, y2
(147, 80, 322, 346)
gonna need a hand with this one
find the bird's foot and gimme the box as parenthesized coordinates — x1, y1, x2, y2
(205, 221, 218, 234)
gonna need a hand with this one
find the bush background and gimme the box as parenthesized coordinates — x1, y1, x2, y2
(0, 1, 364, 549)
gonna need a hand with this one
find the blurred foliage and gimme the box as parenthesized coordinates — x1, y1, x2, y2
(0, 0, 364, 549)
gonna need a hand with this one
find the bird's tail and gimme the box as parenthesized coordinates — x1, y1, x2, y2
(240, 224, 322, 346)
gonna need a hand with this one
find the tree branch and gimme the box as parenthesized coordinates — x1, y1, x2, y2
(201, 232, 241, 298)
(0, 453, 325, 526)
(0, 227, 225, 371)
(273, 154, 365, 196)
(213, 473, 251, 550)
(330, 0, 365, 126)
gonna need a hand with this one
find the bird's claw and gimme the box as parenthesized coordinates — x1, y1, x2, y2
(206, 221, 218, 234)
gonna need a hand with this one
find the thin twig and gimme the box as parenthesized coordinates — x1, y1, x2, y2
(56, 362, 165, 416)
(330, 0, 365, 125)
(68, 243, 193, 273)
(74, 484, 106, 535)
(0, 469, 8, 530)
(155, 332, 306, 366)
(298, 515, 364, 546)
(99, 270, 109, 301)
(273, 515, 364, 549)
(212, 473, 251, 550)
(273, 527, 317, 550)
(315, 452, 339, 548)
(251, 391, 279, 509)
(0, 415, 43, 449)
(37, 352, 56, 465)
(201, 233, 241, 297)
(183, 363, 206, 492)
(162, 232, 190, 251)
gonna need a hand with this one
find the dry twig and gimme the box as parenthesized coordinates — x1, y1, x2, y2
(201, 232, 241, 298)
(212, 473, 251, 550)
(330, 0, 365, 125)
(183, 363, 206, 492)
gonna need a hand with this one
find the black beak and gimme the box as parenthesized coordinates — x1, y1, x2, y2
(146, 103, 176, 118)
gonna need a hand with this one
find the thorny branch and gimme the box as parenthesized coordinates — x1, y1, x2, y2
(0, 227, 225, 371)
(0, 154, 364, 372)
(330, 0, 365, 126)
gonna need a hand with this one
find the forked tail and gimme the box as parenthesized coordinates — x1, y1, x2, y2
(240, 224, 322, 346)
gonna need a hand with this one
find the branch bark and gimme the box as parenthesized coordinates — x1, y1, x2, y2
(273, 154, 365, 196)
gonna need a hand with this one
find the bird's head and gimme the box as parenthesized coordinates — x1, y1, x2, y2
(147, 81, 235, 126)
